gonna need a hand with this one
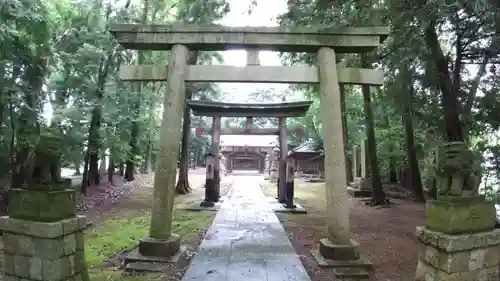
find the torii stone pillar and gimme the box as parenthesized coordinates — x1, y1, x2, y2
(138, 44, 188, 259)
(201, 116, 221, 207)
(277, 117, 288, 203)
(360, 139, 369, 178)
(348, 141, 372, 197)
(352, 145, 360, 179)
(315, 47, 360, 261)
(269, 148, 278, 183)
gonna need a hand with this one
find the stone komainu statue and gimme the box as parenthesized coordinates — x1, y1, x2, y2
(434, 142, 482, 197)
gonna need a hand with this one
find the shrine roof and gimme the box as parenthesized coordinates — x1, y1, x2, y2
(289, 140, 323, 158)
(186, 100, 313, 117)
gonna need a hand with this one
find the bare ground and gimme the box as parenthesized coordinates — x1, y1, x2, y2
(261, 180, 424, 281)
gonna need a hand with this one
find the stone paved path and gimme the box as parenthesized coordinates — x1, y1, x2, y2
(181, 176, 312, 281)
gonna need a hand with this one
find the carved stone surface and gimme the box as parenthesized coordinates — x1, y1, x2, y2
(425, 196, 496, 235)
(415, 227, 500, 281)
(0, 215, 89, 281)
(435, 142, 482, 197)
(8, 189, 76, 222)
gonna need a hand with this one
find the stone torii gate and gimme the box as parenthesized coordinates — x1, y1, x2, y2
(109, 23, 389, 273)
(187, 99, 312, 209)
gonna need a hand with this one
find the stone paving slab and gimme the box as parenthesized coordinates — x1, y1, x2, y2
(181, 176, 311, 281)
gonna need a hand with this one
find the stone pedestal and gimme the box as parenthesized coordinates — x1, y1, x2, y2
(415, 227, 500, 281)
(0, 215, 89, 281)
(415, 196, 500, 281)
(347, 177, 372, 197)
(425, 196, 496, 234)
(138, 234, 181, 257)
(0, 185, 89, 281)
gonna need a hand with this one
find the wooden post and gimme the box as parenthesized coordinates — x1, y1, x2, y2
(278, 117, 287, 203)
(317, 47, 359, 260)
(201, 153, 216, 207)
(284, 156, 296, 208)
(140, 44, 188, 257)
(212, 116, 221, 201)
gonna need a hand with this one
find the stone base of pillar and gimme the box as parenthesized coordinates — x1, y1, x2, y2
(311, 238, 372, 279)
(124, 234, 187, 272)
(0, 215, 89, 281)
(414, 227, 500, 281)
(319, 238, 360, 260)
(200, 200, 215, 207)
(347, 177, 372, 198)
(138, 234, 181, 257)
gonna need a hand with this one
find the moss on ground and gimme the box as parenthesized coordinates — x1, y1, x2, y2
(86, 209, 215, 280)
(85, 183, 216, 281)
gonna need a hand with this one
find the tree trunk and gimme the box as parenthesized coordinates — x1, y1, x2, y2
(108, 154, 115, 185)
(388, 155, 398, 183)
(119, 162, 125, 176)
(175, 52, 199, 194)
(125, 0, 149, 181)
(74, 162, 81, 175)
(87, 106, 101, 187)
(124, 119, 139, 181)
(423, 23, 464, 142)
(99, 150, 106, 175)
(401, 73, 425, 202)
(361, 55, 387, 206)
(83, 52, 113, 189)
(81, 149, 90, 194)
(339, 84, 352, 184)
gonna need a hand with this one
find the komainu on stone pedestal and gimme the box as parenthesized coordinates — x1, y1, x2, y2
(415, 142, 500, 281)
(0, 180, 90, 281)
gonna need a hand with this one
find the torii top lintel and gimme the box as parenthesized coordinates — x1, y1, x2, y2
(108, 23, 390, 53)
(186, 100, 313, 118)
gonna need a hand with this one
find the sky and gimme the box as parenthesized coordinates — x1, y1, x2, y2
(214, 0, 289, 102)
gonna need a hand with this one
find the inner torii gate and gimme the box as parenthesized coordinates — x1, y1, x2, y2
(187, 100, 312, 208)
(109, 23, 389, 271)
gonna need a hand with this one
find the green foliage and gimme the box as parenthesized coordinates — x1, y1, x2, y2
(0, 0, 230, 187)
(278, 0, 500, 193)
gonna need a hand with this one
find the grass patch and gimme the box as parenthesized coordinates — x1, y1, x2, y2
(259, 181, 326, 206)
(86, 209, 215, 281)
(85, 210, 215, 267)
(85, 183, 216, 281)
(85, 210, 149, 266)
